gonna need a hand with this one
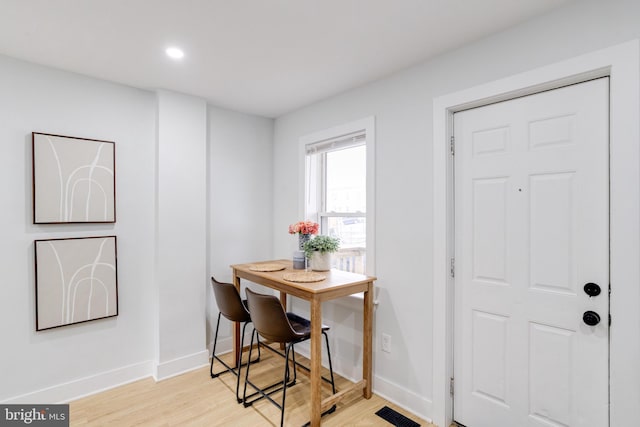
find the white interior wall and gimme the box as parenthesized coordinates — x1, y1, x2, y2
(2, 0, 640, 422)
(0, 55, 157, 402)
(272, 0, 640, 422)
(0, 57, 274, 402)
(155, 90, 209, 379)
(206, 105, 274, 353)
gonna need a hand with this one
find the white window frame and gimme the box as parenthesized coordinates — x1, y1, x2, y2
(299, 117, 375, 276)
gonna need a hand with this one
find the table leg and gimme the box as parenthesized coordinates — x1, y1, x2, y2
(279, 291, 288, 351)
(279, 291, 287, 311)
(232, 271, 242, 368)
(310, 297, 322, 427)
(363, 281, 373, 398)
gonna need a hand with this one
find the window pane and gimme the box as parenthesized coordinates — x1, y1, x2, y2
(325, 216, 365, 248)
(325, 145, 366, 213)
(325, 216, 366, 274)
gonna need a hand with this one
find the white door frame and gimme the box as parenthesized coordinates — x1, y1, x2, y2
(432, 39, 640, 427)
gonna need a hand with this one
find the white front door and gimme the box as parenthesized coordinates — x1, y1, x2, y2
(453, 78, 609, 427)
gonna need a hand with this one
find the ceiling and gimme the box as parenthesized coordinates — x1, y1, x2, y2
(0, 0, 572, 118)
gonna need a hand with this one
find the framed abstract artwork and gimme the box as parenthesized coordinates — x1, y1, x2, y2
(35, 236, 118, 331)
(32, 132, 116, 224)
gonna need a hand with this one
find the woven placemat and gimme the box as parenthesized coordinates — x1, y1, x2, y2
(249, 263, 286, 272)
(282, 272, 327, 283)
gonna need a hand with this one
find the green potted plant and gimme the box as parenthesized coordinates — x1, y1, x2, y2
(303, 235, 340, 271)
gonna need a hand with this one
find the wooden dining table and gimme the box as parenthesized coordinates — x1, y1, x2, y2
(231, 259, 376, 426)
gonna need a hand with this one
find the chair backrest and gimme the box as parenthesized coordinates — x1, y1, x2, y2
(211, 277, 251, 323)
(245, 289, 305, 343)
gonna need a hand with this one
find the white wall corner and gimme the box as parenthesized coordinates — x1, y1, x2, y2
(153, 350, 209, 382)
(155, 89, 208, 370)
(373, 374, 433, 424)
(209, 335, 233, 356)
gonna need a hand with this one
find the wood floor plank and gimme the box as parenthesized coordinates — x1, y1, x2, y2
(70, 347, 432, 426)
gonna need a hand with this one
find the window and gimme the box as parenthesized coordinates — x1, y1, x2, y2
(302, 118, 374, 275)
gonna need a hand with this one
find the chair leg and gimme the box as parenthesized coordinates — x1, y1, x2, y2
(235, 321, 250, 403)
(246, 327, 262, 365)
(280, 343, 294, 427)
(243, 333, 289, 407)
(322, 331, 336, 395)
(323, 331, 337, 415)
(242, 329, 257, 404)
(256, 333, 262, 360)
(290, 344, 298, 384)
(211, 316, 257, 379)
(210, 313, 223, 378)
(235, 323, 264, 403)
(242, 333, 337, 426)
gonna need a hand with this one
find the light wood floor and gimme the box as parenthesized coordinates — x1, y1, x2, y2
(70, 345, 432, 426)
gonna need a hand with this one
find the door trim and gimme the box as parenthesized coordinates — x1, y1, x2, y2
(432, 39, 640, 427)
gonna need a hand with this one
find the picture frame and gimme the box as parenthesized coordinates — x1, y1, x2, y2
(32, 132, 116, 224)
(35, 236, 118, 331)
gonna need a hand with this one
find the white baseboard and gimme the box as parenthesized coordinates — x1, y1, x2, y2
(372, 375, 432, 423)
(153, 349, 209, 381)
(291, 346, 431, 423)
(1, 360, 154, 404)
(3, 350, 212, 405)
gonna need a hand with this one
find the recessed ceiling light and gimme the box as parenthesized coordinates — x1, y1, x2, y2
(165, 47, 184, 60)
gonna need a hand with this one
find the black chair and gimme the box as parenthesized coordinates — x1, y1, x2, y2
(210, 277, 261, 403)
(243, 288, 336, 427)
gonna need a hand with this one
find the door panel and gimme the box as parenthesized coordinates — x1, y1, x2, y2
(529, 172, 575, 293)
(471, 310, 509, 405)
(528, 322, 574, 427)
(472, 177, 508, 283)
(454, 79, 609, 427)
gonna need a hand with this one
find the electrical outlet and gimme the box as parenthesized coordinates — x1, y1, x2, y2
(382, 333, 391, 353)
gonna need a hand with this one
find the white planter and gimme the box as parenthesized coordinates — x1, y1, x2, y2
(309, 252, 332, 271)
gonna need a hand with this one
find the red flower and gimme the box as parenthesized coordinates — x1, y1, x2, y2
(288, 220, 319, 235)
